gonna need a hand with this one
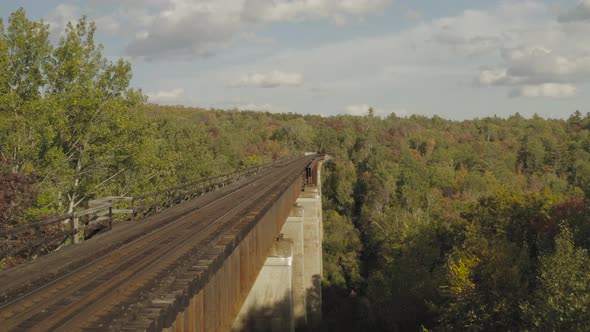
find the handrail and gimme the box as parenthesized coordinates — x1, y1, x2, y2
(129, 156, 293, 220)
(0, 214, 71, 237)
(74, 204, 112, 218)
(1, 205, 114, 261)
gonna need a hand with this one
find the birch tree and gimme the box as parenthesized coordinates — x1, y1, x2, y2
(44, 17, 144, 213)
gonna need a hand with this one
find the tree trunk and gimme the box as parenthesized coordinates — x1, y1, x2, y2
(67, 158, 82, 214)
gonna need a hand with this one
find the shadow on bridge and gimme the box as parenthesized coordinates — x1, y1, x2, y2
(234, 274, 375, 332)
(233, 275, 322, 332)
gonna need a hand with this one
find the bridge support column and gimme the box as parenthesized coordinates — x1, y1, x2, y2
(232, 158, 324, 332)
(282, 207, 306, 328)
(297, 188, 322, 329)
(232, 240, 294, 332)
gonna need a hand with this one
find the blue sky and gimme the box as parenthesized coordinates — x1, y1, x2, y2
(1, 0, 588, 119)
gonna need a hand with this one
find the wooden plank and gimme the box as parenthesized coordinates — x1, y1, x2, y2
(187, 295, 196, 332)
(195, 291, 204, 332)
(174, 310, 184, 332)
(74, 204, 112, 217)
(112, 209, 134, 214)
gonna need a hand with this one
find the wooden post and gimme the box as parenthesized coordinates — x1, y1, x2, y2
(130, 199, 135, 221)
(108, 206, 113, 230)
(69, 213, 79, 244)
(155, 194, 159, 213)
(138, 199, 144, 219)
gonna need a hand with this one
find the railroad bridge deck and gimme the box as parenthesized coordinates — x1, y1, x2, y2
(0, 155, 323, 331)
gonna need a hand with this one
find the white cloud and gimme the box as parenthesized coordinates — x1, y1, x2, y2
(476, 46, 590, 97)
(83, 0, 392, 58)
(452, 1, 590, 98)
(46, 4, 79, 35)
(242, 0, 391, 23)
(44, 0, 590, 118)
(125, 1, 245, 58)
(45, 4, 121, 37)
(216, 99, 280, 112)
(231, 70, 303, 88)
(426, 3, 541, 58)
(501, 47, 590, 78)
(404, 8, 422, 21)
(147, 88, 185, 104)
(94, 15, 121, 35)
(220, 0, 589, 109)
(345, 104, 406, 117)
(345, 104, 373, 116)
(433, 32, 503, 57)
(511, 83, 577, 98)
(233, 103, 273, 111)
(478, 69, 513, 86)
(558, 0, 590, 22)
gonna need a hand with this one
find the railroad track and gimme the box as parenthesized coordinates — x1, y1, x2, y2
(0, 156, 314, 331)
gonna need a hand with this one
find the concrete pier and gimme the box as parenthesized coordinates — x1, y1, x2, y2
(232, 240, 294, 332)
(233, 160, 323, 331)
(298, 191, 323, 329)
(282, 208, 306, 327)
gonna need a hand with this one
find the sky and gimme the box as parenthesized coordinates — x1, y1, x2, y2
(1, 0, 589, 119)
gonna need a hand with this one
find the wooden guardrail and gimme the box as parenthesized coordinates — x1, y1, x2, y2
(0, 205, 113, 261)
(0, 156, 298, 262)
(129, 158, 290, 221)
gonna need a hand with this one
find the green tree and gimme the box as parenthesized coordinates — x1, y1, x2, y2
(323, 210, 362, 289)
(271, 117, 313, 151)
(521, 225, 590, 331)
(322, 159, 357, 216)
(154, 118, 217, 184)
(42, 17, 144, 213)
(0, 18, 8, 95)
(439, 228, 528, 331)
(0, 9, 52, 172)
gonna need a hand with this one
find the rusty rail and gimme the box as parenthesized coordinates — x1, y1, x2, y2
(129, 156, 295, 221)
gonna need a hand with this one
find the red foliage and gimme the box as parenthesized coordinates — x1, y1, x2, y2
(0, 161, 69, 269)
(529, 198, 587, 247)
(552, 198, 586, 222)
(0, 161, 38, 228)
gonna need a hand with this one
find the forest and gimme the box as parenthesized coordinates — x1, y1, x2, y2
(1, 9, 589, 331)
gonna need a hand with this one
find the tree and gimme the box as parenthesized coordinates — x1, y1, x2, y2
(0, 9, 52, 173)
(322, 159, 357, 216)
(154, 118, 217, 185)
(439, 231, 528, 331)
(0, 18, 8, 95)
(0, 10, 149, 215)
(323, 210, 362, 289)
(41, 17, 144, 213)
(271, 117, 313, 152)
(521, 225, 590, 331)
(0, 160, 38, 227)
